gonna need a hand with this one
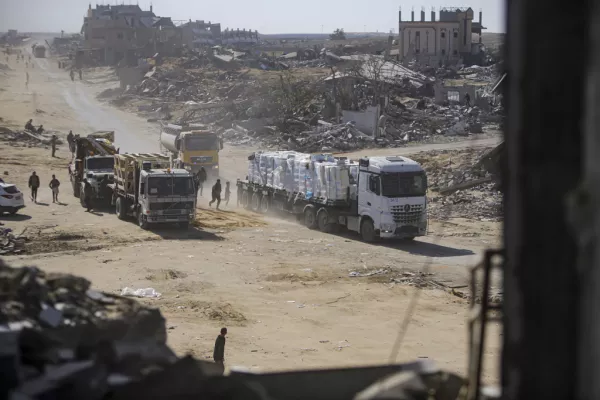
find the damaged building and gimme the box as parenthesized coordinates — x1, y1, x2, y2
(81, 4, 182, 65)
(181, 21, 259, 49)
(398, 7, 486, 66)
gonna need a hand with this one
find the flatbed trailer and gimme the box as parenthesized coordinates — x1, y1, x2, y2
(237, 154, 429, 242)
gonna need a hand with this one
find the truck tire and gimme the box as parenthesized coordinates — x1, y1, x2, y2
(72, 178, 80, 198)
(259, 195, 270, 214)
(179, 221, 190, 230)
(317, 208, 335, 233)
(241, 190, 250, 209)
(115, 197, 127, 220)
(360, 218, 377, 242)
(138, 212, 149, 230)
(304, 206, 318, 230)
(251, 193, 261, 212)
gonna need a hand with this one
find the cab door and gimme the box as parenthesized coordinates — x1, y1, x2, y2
(357, 171, 382, 227)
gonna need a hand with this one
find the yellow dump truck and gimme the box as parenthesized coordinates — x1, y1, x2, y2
(159, 123, 223, 177)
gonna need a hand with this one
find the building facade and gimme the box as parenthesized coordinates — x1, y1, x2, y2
(398, 7, 485, 66)
(81, 4, 182, 65)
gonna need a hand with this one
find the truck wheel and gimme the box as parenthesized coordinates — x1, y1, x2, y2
(115, 197, 127, 220)
(9, 209, 18, 216)
(317, 208, 335, 233)
(241, 191, 250, 209)
(138, 212, 149, 230)
(259, 195, 270, 214)
(304, 206, 318, 230)
(179, 221, 190, 230)
(72, 178, 80, 198)
(251, 193, 261, 212)
(360, 218, 377, 242)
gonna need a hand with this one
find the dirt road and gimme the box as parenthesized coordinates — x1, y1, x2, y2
(0, 45, 501, 381)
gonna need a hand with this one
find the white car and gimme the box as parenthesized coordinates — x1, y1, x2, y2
(0, 182, 25, 215)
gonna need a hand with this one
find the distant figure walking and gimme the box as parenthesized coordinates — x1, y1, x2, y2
(49, 174, 60, 203)
(209, 179, 222, 210)
(213, 327, 227, 374)
(28, 171, 40, 203)
(50, 135, 57, 157)
(197, 167, 207, 196)
(83, 179, 93, 212)
(67, 130, 75, 153)
(224, 181, 231, 206)
(70, 69, 75, 82)
(25, 71, 29, 88)
(79, 69, 82, 80)
(464, 93, 471, 108)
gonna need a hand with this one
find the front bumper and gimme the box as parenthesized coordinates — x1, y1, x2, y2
(0, 204, 25, 212)
(147, 214, 193, 223)
(378, 223, 427, 239)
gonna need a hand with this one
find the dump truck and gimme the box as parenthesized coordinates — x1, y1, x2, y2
(33, 45, 46, 58)
(237, 151, 428, 242)
(159, 123, 223, 176)
(68, 131, 117, 207)
(110, 153, 196, 230)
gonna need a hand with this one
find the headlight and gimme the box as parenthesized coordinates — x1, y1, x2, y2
(381, 223, 395, 232)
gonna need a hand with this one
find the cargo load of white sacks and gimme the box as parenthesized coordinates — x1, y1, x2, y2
(247, 151, 359, 202)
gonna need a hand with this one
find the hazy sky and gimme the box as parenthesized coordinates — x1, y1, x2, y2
(1, 0, 505, 35)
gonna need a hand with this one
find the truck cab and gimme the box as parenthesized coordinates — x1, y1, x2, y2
(356, 156, 428, 240)
(80, 156, 115, 204)
(135, 168, 196, 229)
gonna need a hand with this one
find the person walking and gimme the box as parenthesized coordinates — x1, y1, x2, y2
(208, 179, 222, 210)
(83, 179, 93, 212)
(50, 135, 57, 158)
(197, 167, 207, 196)
(464, 93, 471, 108)
(49, 175, 60, 203)
(28, 171, 40, 203)
(79, 69, 83, 80)
(213, 327, 227, 374)
(25, 71, 29, 88)
(67, 130, 74, 153)
(224, 181, 231, 206)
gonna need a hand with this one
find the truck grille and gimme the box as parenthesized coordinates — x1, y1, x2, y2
(391, 204, 424, 225)
(149, 202, 194, 211)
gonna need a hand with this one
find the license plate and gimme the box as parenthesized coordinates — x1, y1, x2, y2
(15, 196, 21, 200)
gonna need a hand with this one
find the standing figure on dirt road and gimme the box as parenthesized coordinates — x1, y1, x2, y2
(79, 69, 82, 80)
(50, 135, 57, 158)
(49, 174, 60, 204)
(28, 171, 40, 203)
(83, 179, 93, 212)
(213, 327, 227, 374)
(67, 130, 74, 153)
(25, 71, 29, 88)
(209, 179, 222, 210)
(224, 181, 231, 206)
(197, 167, 207, 196)
(70, 69, 75, 82)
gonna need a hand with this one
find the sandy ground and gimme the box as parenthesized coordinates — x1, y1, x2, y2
(0, 43, 502, 382)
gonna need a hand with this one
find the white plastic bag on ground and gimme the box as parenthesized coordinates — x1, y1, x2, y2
(121, 287, 162, 298)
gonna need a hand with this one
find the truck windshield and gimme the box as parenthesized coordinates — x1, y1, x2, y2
(185, 135, 219, 151)
(86, 157, 114, 170)
(380, 172, 427, 197)
(148, 177, 194, 196)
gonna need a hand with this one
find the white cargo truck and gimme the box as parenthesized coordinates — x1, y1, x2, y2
(109, 154, 196, 230)
(237, 151, 428, 242)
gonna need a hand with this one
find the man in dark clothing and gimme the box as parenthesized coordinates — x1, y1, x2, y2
(464, 93, 471, 107)
(213, 327, 227, 373)
(37, 125, 44, 134)
(28, 171, 40, 203)
(209, 179, 222, 210)
(67, 130, 74, 153)
(49, 175, 60, 203)
(25, 119, 34, 132)
(78, 69, 83, 80)
(197, 167, 207, 196)
(83, 179, 93, 212)
(50, 135, 57, 157)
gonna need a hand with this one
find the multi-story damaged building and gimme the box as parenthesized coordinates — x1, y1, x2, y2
(397, 7, 486, 66)
(181, 20, 222, 47)
(81, 4, 182, 65)
(181, 21, 259, 49)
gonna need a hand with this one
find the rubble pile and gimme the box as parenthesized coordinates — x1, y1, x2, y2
(0, 126, 64, 147)
(412, 148, 503, 221)
(0, 228, 25, 255)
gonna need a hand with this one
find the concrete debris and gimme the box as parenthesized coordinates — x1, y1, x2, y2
(411, 148, 503, 221)
(0, 228, 26, 255)
(0, 126, 64, 147)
